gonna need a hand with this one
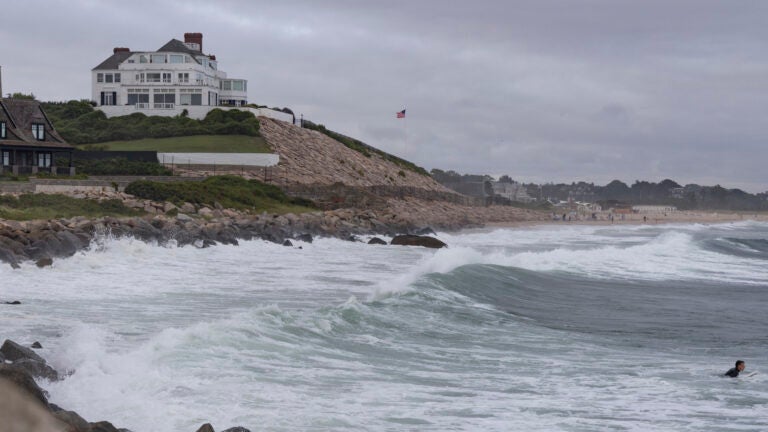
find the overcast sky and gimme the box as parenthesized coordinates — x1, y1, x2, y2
(2, 0, 766, 191)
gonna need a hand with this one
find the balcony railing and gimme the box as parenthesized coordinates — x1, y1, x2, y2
(135, 103, 150, 109)
(153, 103, 175, 109)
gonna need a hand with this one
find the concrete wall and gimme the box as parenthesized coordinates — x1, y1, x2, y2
(158, 153, 279, 167)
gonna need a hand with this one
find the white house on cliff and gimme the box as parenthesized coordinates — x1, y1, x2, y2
(91, 33, 292, 123)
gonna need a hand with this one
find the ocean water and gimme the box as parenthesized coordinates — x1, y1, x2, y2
(1, 222, 767, 431)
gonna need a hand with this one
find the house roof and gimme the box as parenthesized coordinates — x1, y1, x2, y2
(157, 38, 201, 55)
(92, 39, 204, 70)
(0, 99, 73, 150)
(92, 50, 134, 71)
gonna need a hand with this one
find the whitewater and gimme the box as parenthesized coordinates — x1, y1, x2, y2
(2, 221, 767, 431)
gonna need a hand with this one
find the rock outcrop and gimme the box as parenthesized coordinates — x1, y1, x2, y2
(390, 235, 448, 249)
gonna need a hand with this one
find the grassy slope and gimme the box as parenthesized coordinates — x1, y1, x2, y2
(83, 135, 271, 153)
(124, 175, 316, 214)
(0, 194, 142, 220)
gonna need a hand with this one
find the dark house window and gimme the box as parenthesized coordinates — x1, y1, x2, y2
(0, 121, 6, 138)
(100, 92, 117, 106)
(97, 73, 104, 83)
(1, 151, 9, 166)
(32, 123, 45, 140)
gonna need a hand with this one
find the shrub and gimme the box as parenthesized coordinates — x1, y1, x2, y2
(43, 101, 261, 144)
(74, 158, 173, 176)
(125, 175, 316, 212)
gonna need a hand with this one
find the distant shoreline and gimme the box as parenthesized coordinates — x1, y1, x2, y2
(484, 210, 768, 229)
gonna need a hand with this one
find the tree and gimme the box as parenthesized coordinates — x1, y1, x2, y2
(9, 92, 36, 100)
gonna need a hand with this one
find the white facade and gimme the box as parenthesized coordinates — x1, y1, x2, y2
(92, 33, 249, 116)
(490, 181, 535, 203)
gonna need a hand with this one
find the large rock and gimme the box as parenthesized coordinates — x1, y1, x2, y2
(53, 410, 90, 432)
(195, 424, 215, 432)
(0, 365, 49, 406)
(88, 421, 121, 432)
(367, 237, 387, 245)
(0, 246, 21, 269)
(55, 230, 83, 256)
(0, 378, 62, 432)
(221, 428, 251, 432)
(0, 340, 59, 381)
(295, 233, 313, 243)
(390, 235, 447, 249)
(1, 340, 46, 364)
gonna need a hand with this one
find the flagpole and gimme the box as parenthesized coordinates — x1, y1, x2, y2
(404, 113, 408, 151)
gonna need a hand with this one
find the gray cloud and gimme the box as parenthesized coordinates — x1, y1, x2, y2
(1, 0, 766, 191)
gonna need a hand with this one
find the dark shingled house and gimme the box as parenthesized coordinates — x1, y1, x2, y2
(0, 98, 75, 176)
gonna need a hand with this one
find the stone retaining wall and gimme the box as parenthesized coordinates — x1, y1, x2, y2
(0, 176, 206, 194)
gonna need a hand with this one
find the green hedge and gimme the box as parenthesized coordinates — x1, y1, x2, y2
(125, 175, 316, 211)
(42, 101, 260, 144)
(72, 158, 173, 176)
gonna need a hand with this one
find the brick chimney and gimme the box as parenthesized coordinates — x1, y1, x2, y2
(113, 47, 130, 54)
(184, 33, 203, 52)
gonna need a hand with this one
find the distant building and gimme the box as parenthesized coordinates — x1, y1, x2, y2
(490, 181, 535, 203)
(632, 205, 677, 213)
(92, 33, 251, 118)
(0, 98, 75, 175)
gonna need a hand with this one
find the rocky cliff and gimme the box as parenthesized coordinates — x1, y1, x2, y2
(258, 118, 450, 191)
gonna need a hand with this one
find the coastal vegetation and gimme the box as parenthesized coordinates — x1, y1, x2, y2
(72, 159, 173, 176)
(42, 101, 261, 144)
(124, 175, 316, 213)
(0, 194, 141, 220)
(82, 135, 271, 153)
(301, 120, 430, 176)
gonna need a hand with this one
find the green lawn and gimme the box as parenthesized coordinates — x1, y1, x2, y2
(82, 135, 271, 153)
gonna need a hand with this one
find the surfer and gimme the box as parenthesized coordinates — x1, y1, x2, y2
(724, 360, 745, 377)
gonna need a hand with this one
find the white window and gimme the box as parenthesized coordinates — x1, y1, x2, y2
(105, 74, 113, 83)
(232, 81, 244, 91)
(151, 54, 166, 64)
(139, 55, 148, 63)
(222, 80, 232, 91)
(101, 92, 115, 106)
(114, 73, 121, 83)
(0, 121, 6, 139)
(146, 73, 161, 83)
(32, 124, 45, 140)
(37, 153, 51, 168)
(170, 55, 184, 64)
(1, 151, 9, 166)
(178, 73, 189, 83)
(97, 73, 104, 83)
(162, 73, 172, 83)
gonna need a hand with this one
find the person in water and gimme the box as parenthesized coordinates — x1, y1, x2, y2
(725, 360, 745, 377)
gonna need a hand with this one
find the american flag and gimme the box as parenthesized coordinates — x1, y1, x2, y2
(396, 109, 406, 119)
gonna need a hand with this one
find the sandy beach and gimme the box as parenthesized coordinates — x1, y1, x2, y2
(484, 209, 768, 229)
